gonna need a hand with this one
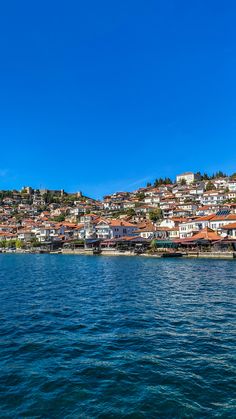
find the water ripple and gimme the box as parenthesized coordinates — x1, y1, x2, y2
(0, 254, 235, 418)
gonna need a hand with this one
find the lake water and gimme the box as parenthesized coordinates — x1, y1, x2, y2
(0, 254, 235, 418)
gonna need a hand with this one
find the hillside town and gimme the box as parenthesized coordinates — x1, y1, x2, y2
(1, 171, 236, 256)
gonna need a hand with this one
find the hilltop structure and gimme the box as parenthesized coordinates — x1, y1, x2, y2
(176, 172, 201, 185)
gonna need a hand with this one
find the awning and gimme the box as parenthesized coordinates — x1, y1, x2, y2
(154, 240, 178, 248)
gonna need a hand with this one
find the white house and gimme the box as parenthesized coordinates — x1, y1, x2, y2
(34, 225, 66, 242)
(209, 214, 236, 231)
(227, 191, 236, 200)
(159, 219, 176, 229)
(194, 215, 215, 231)
(168, 227, 180, 239)
(176, 172, 200, 185)
(144, 194, 160, 206)
(123, 201, 136, 209)
(201, 191, 227, 206)
(227, 180, 236, 192)
(221, 222, 236, 238)
(179, 220, 198, 238)
(17, 230, 35, 242)
(138, 225, 160, 239)
(212, 178, 228, 189)
(96, 220, 138, 240)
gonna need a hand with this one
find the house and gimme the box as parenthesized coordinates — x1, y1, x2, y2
(226, 191, 236, 200)
(177, 203, 198, 213)
(122, 200, 136, 209)
(159, 219, 176, 229)
(80, 214, 100, 223)
(189, 183, 205, 197)
(179, 212, 236, 238)
(0, 224, 16, 233)
(138, 224, 170, 239)
(137, 225, 159, 239)
(209, 213, 236, 231)
(172, 208, 193, 218)
(144, 194, 160, 206)
(180, 227, 222, 243)
(179, 221, 197, 238)
(0, 232, 17, 241)
(96, 220, 138, 240)
(136, 221, 166, 239)
(17, 229, 35, 242)
(160, 205, 176, 219)
(51, 207, 67, 217)
(73, 224, 85, 240)
(212, 178, 228, 189)
(168, 227, 180, 239)
(201, 191, 227, 206)
(194, 214, 215, 231)
(176, 172, 200, 185)
(224, 204, 236, 214)
(135, 205, 155, 215)
(221, 222, 236, 238)
(34, 224, 66, 242)
(196, 205, 219, 216)
(227, 180, 236, 192)
(69, 207, 85, 217)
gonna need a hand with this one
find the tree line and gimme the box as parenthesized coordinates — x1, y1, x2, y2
(147, 171, 236, 188)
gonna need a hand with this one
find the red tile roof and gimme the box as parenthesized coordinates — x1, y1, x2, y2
(221, 222, 236, 230)
(181, 227, 222, 242)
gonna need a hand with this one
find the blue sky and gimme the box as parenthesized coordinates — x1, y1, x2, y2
(0, 0, 235, 198)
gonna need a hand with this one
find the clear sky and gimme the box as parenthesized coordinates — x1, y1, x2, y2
(0, 1, 235, 198)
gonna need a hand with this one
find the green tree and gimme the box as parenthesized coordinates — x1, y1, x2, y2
(30, 238, 41, 247)
(196, 171, 202, 180)
(215, 171, 227, 178)
(15, 239, 24, 249)
(126, 208, 135, 217)
(53, 215, 65, 222)
(206, 181, 216, 191)
(6, 239, 16, 248)
(136, 192, 145, 201)
(149, 208, 163, 222)
(149, 239, 157, 254)
(154, 177, 173, 187)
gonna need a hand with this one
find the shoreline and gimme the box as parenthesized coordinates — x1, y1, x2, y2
(1, 249, 235, 260)
(62, 249, 236, 259)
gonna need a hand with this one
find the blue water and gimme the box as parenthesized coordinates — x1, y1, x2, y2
(0, 255, 235, 418)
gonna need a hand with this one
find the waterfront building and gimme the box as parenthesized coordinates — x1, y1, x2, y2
(96, 219, 138, 239)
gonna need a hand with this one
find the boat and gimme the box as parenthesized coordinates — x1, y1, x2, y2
(161, 252, 183, 258)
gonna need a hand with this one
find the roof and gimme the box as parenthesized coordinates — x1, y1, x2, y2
(17, 229, 33, 234)
(177, 172, 194, 176)
(171, 217, 188, 223)
(221, 222, 236, 230)
(0, 232, 17, 237)
(97, 219, 136, 228)
(113, 236, 148, 242)
(203, 191, 225, 195)
(181, 227, 222, 242)
(195, 214, 216, 222)
(211, 214, 236, 222)
(61, 222, 78, 228)
(196, 205, 213, 210)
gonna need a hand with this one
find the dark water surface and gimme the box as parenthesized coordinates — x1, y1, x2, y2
(0, 255, 235, 418)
